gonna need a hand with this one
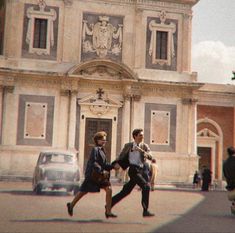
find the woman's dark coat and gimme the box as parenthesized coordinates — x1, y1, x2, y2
(80, 146, 113, 192)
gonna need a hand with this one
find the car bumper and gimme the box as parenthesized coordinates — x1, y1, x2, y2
(37, 180, 79, 189)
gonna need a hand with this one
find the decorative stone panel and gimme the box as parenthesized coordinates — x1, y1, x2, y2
(145, 103, 176, 152)
(17, 95, 54, 146)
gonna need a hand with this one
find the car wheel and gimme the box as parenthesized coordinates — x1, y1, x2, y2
(73, 186, 80, 196)
(35, 184, 42, 195)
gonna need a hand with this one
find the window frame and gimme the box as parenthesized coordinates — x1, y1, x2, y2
(149, 19, 176, 66)
(26, 5, 56, 55)
(33, 18, 48, 49)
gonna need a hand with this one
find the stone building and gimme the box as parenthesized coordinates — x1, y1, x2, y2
(0, 0, 234, 184)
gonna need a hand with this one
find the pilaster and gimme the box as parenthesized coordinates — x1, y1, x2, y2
(182, 97, 198, 155)
(182, 12, 192, 72)
(60, 80, 78, 151)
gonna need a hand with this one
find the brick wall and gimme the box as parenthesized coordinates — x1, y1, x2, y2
(197, 105, 234, 161)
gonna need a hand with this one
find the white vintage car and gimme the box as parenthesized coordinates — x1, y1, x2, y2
(32, 151, 80, 195)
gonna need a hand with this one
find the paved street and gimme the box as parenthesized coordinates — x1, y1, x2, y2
(0, 181, 234, 233)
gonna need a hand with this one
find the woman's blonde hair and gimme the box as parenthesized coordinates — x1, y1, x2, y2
(93, 131, 107, 145)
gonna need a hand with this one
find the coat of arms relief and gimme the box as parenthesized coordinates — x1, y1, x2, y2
(82, 14, 123, 61)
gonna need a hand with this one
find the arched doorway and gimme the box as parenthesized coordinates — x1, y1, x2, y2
(197, 118, 223, 181)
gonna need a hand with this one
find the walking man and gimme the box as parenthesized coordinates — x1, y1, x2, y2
(111, 128, 155, 217)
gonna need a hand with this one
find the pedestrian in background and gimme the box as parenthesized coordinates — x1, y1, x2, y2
(201, 166, 212, 191)
(193, 170, 201, 189)
(223, 146, 235, 215)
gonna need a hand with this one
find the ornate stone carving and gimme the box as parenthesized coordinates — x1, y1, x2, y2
(123, 85, 142, 101)
(197, 128, 219, 138)
(78, 89, 123, 117)
(182, 98, 198, 105)
(82, 15, 123, 58)
(60, 80, 78, 95)
(183, 12, 193, 20)
(64, 0, 73, 7)
(69, 59, 137, 80)
(77, 81, 122, 91)
(79, 65, 122, 79)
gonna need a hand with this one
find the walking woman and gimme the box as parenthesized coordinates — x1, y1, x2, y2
(66, 131, 117, 218)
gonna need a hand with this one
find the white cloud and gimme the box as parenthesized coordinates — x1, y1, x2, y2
(192, 41, 235, 84)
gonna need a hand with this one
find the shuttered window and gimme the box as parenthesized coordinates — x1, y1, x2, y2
(156, 31, 168, 60)
(33, 18, 47, 49)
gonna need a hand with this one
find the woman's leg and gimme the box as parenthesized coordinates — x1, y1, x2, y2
(67, 191, 87, 216)
(103, 186, 117, 218)
(104, 186, 112, 214)
(71, 191, 87, 208)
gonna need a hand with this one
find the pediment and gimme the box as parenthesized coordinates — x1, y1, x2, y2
(197, 128, 219, 138)
(78, 91, 123, 116)
(78, 93, 122, 108)
(67, 59, 138, 80)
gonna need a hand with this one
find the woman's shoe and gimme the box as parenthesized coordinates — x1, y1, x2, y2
(67, 202, 73, 216)
(105, 212, 117, 218)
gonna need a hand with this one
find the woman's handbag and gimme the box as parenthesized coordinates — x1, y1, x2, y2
(91, 169, 110, 185)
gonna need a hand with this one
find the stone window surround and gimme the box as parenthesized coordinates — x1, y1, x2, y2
(26, 3, 57, 55)
(149, 19, 176, 66)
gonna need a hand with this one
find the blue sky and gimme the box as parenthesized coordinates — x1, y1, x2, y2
(192, 0, 235, 84)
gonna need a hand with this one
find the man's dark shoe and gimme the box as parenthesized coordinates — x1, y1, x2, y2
(67, 202, 73, 216)
(143, 210, 155, 217)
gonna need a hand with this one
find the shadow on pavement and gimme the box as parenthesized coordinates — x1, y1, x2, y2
(11, 218, 147, 225)
(151, 190, 235, 233)
(0, 189, 70, 196)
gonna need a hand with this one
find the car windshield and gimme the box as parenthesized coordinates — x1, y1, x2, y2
(40, 153, 75, 164)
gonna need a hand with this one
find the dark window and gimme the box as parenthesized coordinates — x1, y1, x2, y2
(156, 31, 168, 60)
(0, 1, 6, 55)
(33, 18, 47, 49)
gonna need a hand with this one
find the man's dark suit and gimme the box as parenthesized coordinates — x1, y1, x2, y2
(112, 142, 152, 212)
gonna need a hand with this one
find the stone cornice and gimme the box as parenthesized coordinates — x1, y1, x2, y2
(77, 0, 198, 10)
(140, 79, 204, 90)
(197, 92, 235, 106)
(0, 67, 65, 79)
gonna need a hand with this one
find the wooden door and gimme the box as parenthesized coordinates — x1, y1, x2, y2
(84, 118, 112, 170)
(198, 147, 212, 171)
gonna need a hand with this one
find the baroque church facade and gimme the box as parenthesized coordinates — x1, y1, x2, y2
(0, 0, 234, 185)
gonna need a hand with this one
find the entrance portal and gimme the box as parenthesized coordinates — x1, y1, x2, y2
(84, 118, 112, 170)
(197, 147, 211, 172)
